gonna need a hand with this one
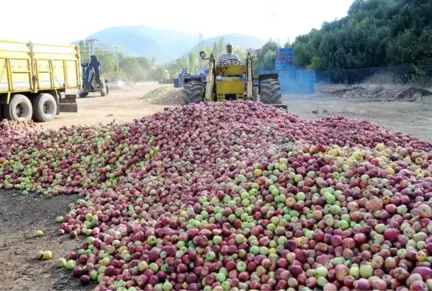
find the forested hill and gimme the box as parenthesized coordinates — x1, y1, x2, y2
(290, 0, 432, 70)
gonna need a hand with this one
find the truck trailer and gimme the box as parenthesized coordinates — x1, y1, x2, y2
(0, 39, 80, 122)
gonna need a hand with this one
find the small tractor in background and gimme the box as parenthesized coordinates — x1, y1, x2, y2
(181, 50, 286, 110)
(79, 55, 110, 98)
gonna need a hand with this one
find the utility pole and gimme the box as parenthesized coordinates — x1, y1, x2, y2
(116, 46, 120, 81)
(87, 38, 98, 55)
(270, 0, 278, 43)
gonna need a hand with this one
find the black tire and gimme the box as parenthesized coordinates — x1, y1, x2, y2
(3, 94, 33, 121)
(0, 105, 4, 121)
(183, 80, 203, 105)
(32, 93, 58, 122)
(79, 92, 89, 98)
(260, 79, 282, 104)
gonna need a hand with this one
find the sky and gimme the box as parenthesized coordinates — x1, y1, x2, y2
(1, 0, 352, 44)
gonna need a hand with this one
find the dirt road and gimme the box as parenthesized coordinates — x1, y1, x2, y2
(44, 82, 166, 130)
(0, 191, 91, 291)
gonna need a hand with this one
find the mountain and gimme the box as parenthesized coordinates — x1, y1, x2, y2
(79, 25, 266, 63)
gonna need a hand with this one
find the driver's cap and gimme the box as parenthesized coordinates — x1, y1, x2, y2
(226, 42, 232, 47)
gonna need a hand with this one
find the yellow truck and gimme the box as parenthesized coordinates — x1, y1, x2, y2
(0, 39, 80, 122)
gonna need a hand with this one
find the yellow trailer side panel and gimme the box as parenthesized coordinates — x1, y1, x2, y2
(0, 39, 81, 95)
(67, 60, 78, 87)
(36, 59, 51, 89)
(0, 40, 31, 93)
(10, 59, 32, 90)
(53, 60, 65, 88)
(0, 59, 8, 91)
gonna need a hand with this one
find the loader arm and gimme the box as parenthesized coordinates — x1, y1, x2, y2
(246, 52, 253, 99)
(205, 54, 215, 102)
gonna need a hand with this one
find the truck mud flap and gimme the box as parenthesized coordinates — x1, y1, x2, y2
(59, 94, 78, 113)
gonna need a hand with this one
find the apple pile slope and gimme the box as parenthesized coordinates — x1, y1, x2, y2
(0, 101, 431, 291)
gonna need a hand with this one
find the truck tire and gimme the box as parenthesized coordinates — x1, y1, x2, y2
(183, 80, 203, 105)
(3, 94, 33, 121)
(32, 93, 58, 122)
(260, 79, 282, 104)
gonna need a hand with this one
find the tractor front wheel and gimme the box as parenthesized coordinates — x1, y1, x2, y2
(260, 79, 282, 105)
(183, 80, 203, 105)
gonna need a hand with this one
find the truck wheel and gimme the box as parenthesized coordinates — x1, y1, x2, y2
(3, 94, 33, 121)
(32, 93, 58, 122)
(79, 92, 89, 98)
(183, 80, 203, 105)
(260, 79, 282, 104)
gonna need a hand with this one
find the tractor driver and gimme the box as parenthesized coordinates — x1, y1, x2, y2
(217, 43, 241, 66)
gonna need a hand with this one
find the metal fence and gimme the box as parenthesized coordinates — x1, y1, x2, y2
(316, 64, 432, 85)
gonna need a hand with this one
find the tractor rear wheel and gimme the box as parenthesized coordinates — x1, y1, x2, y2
(260, 79, 282, 104)
(183, 80, 203, 105)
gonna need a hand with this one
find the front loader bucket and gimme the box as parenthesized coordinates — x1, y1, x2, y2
(164, 104, 287, 112)
(59, 94, 78, 113)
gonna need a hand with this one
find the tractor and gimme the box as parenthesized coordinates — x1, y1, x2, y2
(79, 55, 109, 98)
(181, 50, 286, 110)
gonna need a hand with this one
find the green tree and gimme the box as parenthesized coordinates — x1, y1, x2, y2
(290, 0, 432, 70)
(255, 41, 278, 71)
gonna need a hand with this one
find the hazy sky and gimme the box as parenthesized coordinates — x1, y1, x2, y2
(2, 0, 352, 44)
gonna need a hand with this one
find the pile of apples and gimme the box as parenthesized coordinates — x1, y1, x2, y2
(0, 102, 431, 291)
